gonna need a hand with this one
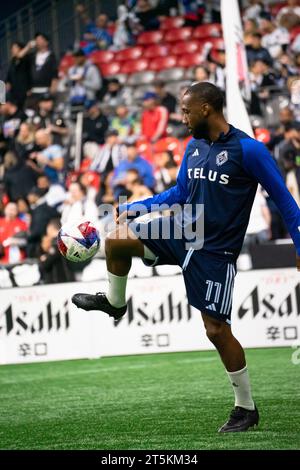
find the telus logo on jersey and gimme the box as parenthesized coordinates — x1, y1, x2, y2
(187, 167, 229, 185)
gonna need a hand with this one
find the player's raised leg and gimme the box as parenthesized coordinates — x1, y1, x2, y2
(72, 224, 146, 320)
(201, 313, 259, 432)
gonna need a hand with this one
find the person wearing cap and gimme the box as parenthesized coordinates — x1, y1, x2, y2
(34, 93, 68, 145)
(141, 92, 168, 143)
(68, 49, 102, 108)
(82, 101, 109, 146)
(102, 79, 131, 108)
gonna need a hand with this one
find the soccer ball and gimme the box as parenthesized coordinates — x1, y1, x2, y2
(57, 220, 100, 262)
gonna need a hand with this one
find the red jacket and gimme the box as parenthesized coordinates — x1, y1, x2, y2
(0, 218, 28, 263)
(141, 106, 168, 142)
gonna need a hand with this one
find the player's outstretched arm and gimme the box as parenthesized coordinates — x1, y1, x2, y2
(117, 142, 191, 220)
(241, 138, 300, 270)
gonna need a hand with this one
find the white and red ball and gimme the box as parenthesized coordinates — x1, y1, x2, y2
(57, 221, 100, 262)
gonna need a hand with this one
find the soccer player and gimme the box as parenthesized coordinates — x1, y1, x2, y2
(72, 82, 300, 433)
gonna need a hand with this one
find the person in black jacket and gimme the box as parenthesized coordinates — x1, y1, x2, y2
(27, 187, 58, 258)
(82, 101, 109, 145)
(38, 218, 75, 284)
(24, 33, 58, 110)
(3, 151, 38, 201)
(6, 42, 31, 108)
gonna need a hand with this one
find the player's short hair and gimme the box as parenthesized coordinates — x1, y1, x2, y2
(185, 82, 224, 112)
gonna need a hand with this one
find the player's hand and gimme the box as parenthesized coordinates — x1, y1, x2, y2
(115, 209, 136, 225)
(296, 254, 300, 271)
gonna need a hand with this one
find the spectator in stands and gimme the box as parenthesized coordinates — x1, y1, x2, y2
(180, 0, 205, 26)
(112, 140, 155, 199)
(90, 129, 127, 205)
(112, 4, 138, 50)
(194, 65, 209, 83)
(141, 92, 168, 143)
(153, 81, 177, 115)
(243, 0, 267, 22)
(124, 168, 153, 203)
(243, 18, 258, 36)
(102, 78, 131, 109)
(6, 42, 31, 108)
(207, 50, 226, 91)
(27, 186, 59, 258)
(22, 33, 58, 109)
(39, 218, 75, 284)
(68, 49, 102, 109)
(0, 202, 28, 264)
(29, 129, 64, 184)
(16, 198, 31, 226)
(268, 107, 295, 151)
(134, 0, 160, 32)
(34, 93, 69, 145)
(36, 174, 66, 212)
(110, 104, 139, 142)
(249, 59, 277, 114)
(246, 33, 273, 67)
(15, 122, 37, 161)
(277, 121, 300, 178)
(276, 0, 300, 22)
(76, 5, 112, 53)
(82, 101, 109, 146)
(259, 12, 290, 59)
(3, 151, 38, 201)
(78, 172, 98, 203)
(61, 181, 99, 226)
(0, 100, 27, 143)
(154, 150, 178, 193)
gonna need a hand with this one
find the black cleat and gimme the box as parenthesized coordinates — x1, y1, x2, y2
(218, 405, 259, 433)
(71, 292, 127, 321)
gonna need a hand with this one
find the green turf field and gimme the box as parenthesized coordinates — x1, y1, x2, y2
(0, 347, 299, 450)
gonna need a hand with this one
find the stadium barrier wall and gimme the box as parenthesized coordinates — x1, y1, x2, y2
(0, 267, 299, 365)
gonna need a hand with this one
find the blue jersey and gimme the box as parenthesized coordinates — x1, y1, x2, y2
(123, 125, 300, 259)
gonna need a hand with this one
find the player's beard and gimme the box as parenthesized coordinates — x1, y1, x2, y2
(192, 119, 210, 140)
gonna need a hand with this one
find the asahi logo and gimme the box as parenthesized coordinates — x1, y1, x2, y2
(115, 292, 192, 327)
(0, 300, 70, 336)
(238, 284, 300, 319)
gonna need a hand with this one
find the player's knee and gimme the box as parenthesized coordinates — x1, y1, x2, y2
(105, 231, 119, 256)
(204, 321, 225, 344)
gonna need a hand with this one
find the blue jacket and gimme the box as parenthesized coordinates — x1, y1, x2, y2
(122, 125, 300, 259)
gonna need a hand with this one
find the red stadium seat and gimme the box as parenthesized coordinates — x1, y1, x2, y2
(120, 58, 149, 74)
(153, 137, 183, 164)
(59, 54, 74, 76)
(100, 62, 121, 76)
(137, 30, 164, 45)
(177, 53, 204, 68)
(160, 16, 184, 30)
(209, 49, 224, 63)
(148, 55, 177, 71)
(144, 44, 170, 59)
(170, 40, 202, 56)
(90, 50, 114, 65)
(136, 139, 153, 162)
(115, 46, 144, 62)
(290, 25, 300, 43)
(202, 37, 225, 50)
(193, 23, 222, 39)
(269, 2, 287, 17)
(164, 27, 193, 43)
